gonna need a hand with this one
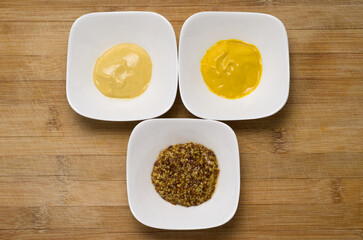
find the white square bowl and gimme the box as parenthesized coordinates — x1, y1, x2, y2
(179, 12, 289, 120)
(67, 12, 178, 121)
(127, 119, 240, 230)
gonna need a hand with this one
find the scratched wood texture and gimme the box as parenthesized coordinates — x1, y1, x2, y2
(0, 0, 362, 239)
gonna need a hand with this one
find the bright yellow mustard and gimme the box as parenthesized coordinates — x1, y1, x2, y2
(201, 39, 262, 99)
(93, 43, 152, 98)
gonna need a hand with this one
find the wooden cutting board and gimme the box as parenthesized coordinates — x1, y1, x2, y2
(0, 0, 362, 239)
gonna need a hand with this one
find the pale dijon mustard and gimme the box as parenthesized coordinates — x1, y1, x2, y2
(93, 43, 152, 98)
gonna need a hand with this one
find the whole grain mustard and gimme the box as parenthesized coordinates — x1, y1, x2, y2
(151, 142, 219, 207)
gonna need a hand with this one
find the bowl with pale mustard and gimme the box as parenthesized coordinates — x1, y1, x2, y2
(179, 12, 290, 120)
(67, 12, 178, 121)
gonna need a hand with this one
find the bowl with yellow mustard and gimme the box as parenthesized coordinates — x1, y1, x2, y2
(67, 12, 178, 121)
(179, 12, 289, 120)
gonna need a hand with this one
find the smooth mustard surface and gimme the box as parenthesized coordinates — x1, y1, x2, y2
(201, 39, 262, 99)
(93, 43, 152, 98)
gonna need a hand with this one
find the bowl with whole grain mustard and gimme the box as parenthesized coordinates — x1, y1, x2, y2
(67, 12, 178, 121)
(127, 119, 240, 230)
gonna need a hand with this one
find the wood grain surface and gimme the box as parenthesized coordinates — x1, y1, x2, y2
(0, 0, 362, 239)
